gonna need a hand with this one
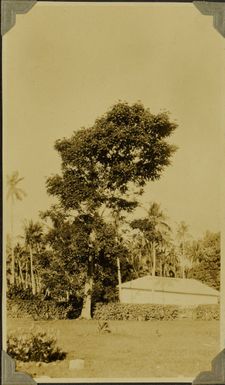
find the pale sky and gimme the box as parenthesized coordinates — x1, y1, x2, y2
(3, 2, 225, 239)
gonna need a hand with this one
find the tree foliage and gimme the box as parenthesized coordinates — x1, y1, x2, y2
(41, 205, 133, 305)
(7, 171, 26, 203)
(130, 203, 172, 276)
(46, 102, 177, 214)
(187, 231, 220, 290)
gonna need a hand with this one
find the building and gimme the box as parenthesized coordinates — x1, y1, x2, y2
(119, 276, 219, 306)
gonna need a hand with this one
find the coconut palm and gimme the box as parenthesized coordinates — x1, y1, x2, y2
(7, 171, 26, 285)
(156, 232, 174, 277)
(23, 220, 43, 295)
(145, 203, 171, 276)
(176, 221, 189, 278)
(130, 202, 171, 277)
(126, 229, 147, 276)
(13, 242, 27, 288)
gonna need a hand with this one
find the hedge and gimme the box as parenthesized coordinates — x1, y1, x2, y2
(93, 303, 179, 321)
(192, 304, 220, 320)
(7, 299, 80, 320)
(93, 303, 220, 321)
(7, 300, 220, 321)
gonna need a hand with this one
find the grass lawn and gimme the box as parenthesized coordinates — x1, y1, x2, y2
(7, 318, 219, 380)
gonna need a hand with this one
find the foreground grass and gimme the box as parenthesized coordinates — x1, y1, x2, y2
(7, 318, 219, 379)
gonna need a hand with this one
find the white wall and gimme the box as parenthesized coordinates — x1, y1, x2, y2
(120, 288, 218, 305)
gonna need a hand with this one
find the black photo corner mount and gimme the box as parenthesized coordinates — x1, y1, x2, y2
(1, 0, 37, 35)
(194, 1, 225, 37)
(1, 348, 225, 385)
(2, 350, 37, 385)
(0, 0, 225, 37)
(1, 0, 225, 384)
(192, 349, 225, 385)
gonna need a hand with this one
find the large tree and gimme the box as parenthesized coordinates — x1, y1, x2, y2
(46, 101, 177, 318)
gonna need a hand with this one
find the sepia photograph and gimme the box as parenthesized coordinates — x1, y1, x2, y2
(2, 1, 225, 382)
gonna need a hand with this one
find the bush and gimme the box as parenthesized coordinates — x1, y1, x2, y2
(93, 303, 179, 321)
(97, 320, 111, 334)
(7, 299, 79, 320)
(93, 302, 220, 321)
(7, 332, 66, 362)
(7, 286, 35, 300)
(7, 299, 219, 321)
(193, 304, 220, 320)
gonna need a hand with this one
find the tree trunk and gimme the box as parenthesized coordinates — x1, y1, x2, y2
(182, 241, 185, 278)
(10, 201, 15, 286)
(181, 258, 185, 279)
(18, 260, 25, 288)
(117, 256, 122, 301)
(15, 262, 19, 286)
(159, 260, 162, 277)
(25, 261, 28, 289)
(35, 272, 41, 294)
(29, 245, 36, 295)
(152, 241, 156, 277)
(80, 255, 93, 319)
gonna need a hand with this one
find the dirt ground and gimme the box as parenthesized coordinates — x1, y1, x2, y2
(7, 318, 219, 380)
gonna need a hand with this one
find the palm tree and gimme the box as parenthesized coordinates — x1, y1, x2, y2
(23, 220, 43, 295)
(126, 229, 148, 277)
(176, 221, 189, 278)
(7, 171, 26, 285)
(160, 245, 179, 277)
(146, 203, 171, 277)
(157, 232, 174, 277)
(130, 202, 171, 277)
(14, 242, 28, 289)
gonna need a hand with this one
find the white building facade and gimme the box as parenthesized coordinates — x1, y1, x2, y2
(120, 276, 219, 306)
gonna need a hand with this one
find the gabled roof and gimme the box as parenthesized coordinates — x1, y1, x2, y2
(120, 276, 219, 296)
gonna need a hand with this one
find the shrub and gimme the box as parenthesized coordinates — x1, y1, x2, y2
(93, 302, 220, 321)
(193, 304, 220, 320)
(7, 299, 219, 321)
(7, 286, 35, 300)
(93, 303, 179, 321)
(30, 301, 74, 320)
(7, 332, 66, 362)
(7, 299, 78, 320)
(97, 320, 111, 334)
